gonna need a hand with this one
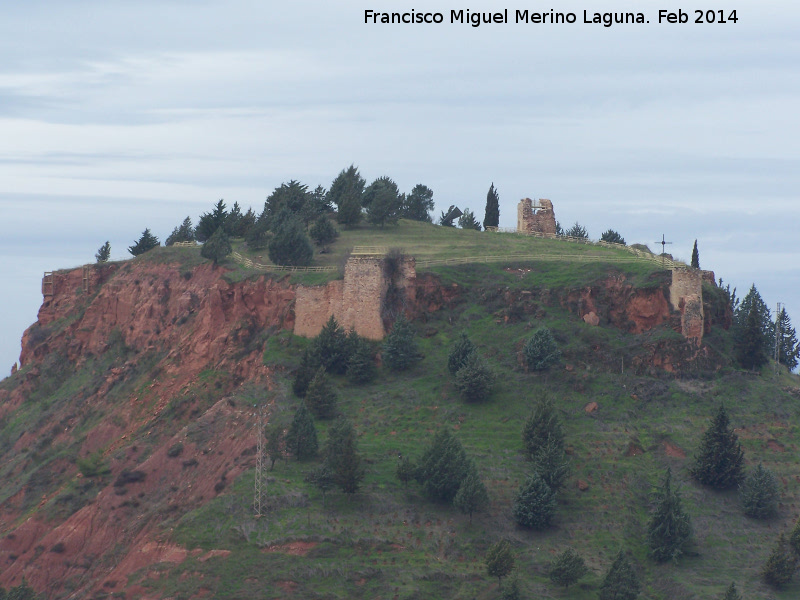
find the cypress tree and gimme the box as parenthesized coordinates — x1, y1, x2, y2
(483, 182, 500, 230)
(382, 314, 421, 371)
(448, 332, 477, 375)
(523, 327, 561, 371)
(647, 468, 692, 563)
(266, 426, 283, 469)
(329, 165, 365, 227)
(599, 551, 640, 600)
(736, 300, 768, 370)
(691, 239, 700, 269)
(522, 396, 565, 459)
(453, 463, 489, 524)
(548, 548, 588, 589)
(690, 404, 745, 489)
(293, 348, 319, 398)
(512, 472, 557, 530)
(740, 463, 779, 519)
(286, 402, 318, 460)
(305, 366, 338, 419)
(485, 539, 515, 585)
(762, 533, 797, 588)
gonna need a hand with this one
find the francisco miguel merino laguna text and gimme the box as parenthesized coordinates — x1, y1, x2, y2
(364, 9, 740, 27)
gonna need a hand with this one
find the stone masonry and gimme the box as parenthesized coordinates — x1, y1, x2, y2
(517, 198, 557, 235)
(670, 268, 704, 344)
(294, 256, 416, 340)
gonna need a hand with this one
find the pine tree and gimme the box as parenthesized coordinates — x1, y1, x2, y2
(200, 227, 232, 265)
(128, 228, 160, 256)
(195, 199, 228, 242)
(268, 217, 313, 266)
(721, 582, 742, 600)
(382, 314, 421, 371)
(245, 218, 271, 250)
(532, 434, 570, 492)
(776, 308, 800, 370)
(95, 241, 111, 263)
(329, 165, 365, 226)
(762, 533, 797, 588)
(415, 429, 470, 502)
(647, 468, 692, 563)
(690, 404, 745, 489)
(523, 327, 561, 371)
(293, 348, 319, 397)
(234, 207, 257, 238)
(512, 472, 557, 530)
(314, 315, 350, 374)
(365, 176, 402, 228)
(286, 402, 318, 460)
(458, 208, 481, 231)
(454, 351, 495, 403)
(262, 180, 311, 225)
(166, 216, 195, 246)
(599, 551, 640, 600)
(266, 426, 283, 470)
(485, 539, 515, 585)
(734, 284, 773, 366)
(403, 184, 434, 222)
(346, 334, 376, 384)
(448, 332, 477, 375)
(309, 215, 338, 252)
(305, 367, 338, 419)
(483, 183, 500, 230)
(691, 239, 700, 269)
(522, 396, 565, 459)
(323, 418, 365, 495)
(304, 464, 335, 506)
(396, 455, 415, 489)
(548, 548, 588, 589)
(565, 222, 589, 239)
(600, 229, 626, 245)
(740, 463, 779, 519)
(790, 517, 800, 556)
(453, 463, 489, 524)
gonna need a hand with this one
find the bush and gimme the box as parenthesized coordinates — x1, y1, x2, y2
(166, 443, 184, 458)
(454, 352, 495, 403)
(523, 327, 560, 371)
(512, 472, 556, 530)
(76, 452, 110, 479)
(740, 463, 779, 519)
(600, 229, 625, 245)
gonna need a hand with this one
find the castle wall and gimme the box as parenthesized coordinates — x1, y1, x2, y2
(517, 198, 557, 235)
(670, 268, 704, 344)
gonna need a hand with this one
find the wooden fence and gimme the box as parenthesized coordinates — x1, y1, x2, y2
(229, 252, 337, 273)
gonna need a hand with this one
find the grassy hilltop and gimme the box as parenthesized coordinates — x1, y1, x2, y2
(1, 219, 798, 599)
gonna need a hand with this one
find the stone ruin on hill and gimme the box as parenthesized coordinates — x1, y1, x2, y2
(517, 197, 557, 235)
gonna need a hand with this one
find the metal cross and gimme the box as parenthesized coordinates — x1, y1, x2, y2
(655, 234, 673, 268)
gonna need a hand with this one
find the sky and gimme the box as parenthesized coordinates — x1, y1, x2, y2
(1, 0, 798, 375)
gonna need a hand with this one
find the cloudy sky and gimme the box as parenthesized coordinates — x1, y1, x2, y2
(1, 0, 798, 374)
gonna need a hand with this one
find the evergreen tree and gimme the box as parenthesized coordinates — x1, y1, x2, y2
(453, 463, 489, 523)
(500, 577, 521, 600)
(266, 426, 283, 470)
(6, 579, 37, 600)
(195, 199, 228, 242)
(301, 184, 331, 228)
(734, 284, 773, 366)
(245, 218, 271, 251)
(512, 472, 557, 530)
(166, 216, 195, 246)
(721, 582, 741, 600)
(548, 548, 588, 589)
(346, 334, 377, 384)
(268, 217, 313, 266)
(458, 208, 481, 230)
(762, 533, 797, 588)
(95, 241, 111, 263)
(691, 239, 700, 269)
(485, 539, 515, 585)
(324, 417, 365, 495)
(329, 165, 365, 226)
(128, 228, 160, 256)
(790, 517, 800, 556)
(690, 404, 745, 489)
(293, 348, 319, 397)
(454, 351, 495, 403)
(234, 207, 257, 238)
(740, 463, 779, 519)
(600, 229, 626, 245)
(200, 227, 232, 265)
(309, 215, 339, 252)
(599, 551, 640, 600)
(523, 327, 561, 371)
(483, 182, 500, 230)
(382, 314, 421, 371)
(448, 332, 477, 375)
(365, 176, 402, 228)
(262, 180, 311, 225)
(396, 455, 415, 489)
(532, 434, 570, 492)
(286, 402, 318, 460)
(647, 468, 692, 563)
(415, 429, 470, 502)
(776, 307, 800, 370)
(555, 220, 565, 236)
(403, 184, 434, 222)
(522, 396, 565, 459)
(305, 367, 338, 419)
(565, 222, 589, 239)
(225, 201, 243, 236)
(304, 464, 335, 506)
(314, 315, 350, 374)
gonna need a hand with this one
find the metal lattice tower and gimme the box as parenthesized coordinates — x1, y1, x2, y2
(253, 405, 266, 517)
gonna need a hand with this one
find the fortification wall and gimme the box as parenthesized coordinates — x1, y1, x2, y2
(670, 268, 704, 344)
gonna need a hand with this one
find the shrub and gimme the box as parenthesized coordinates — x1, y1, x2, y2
(512, 472, 556, 530)
(740, 463, 779, 519)
(309, 215, 339, 251)
(76, 452, 110, 479)
(600, 229, 626, 245)
(166, 443, 184, 458)
(523, 327, 561, 371)
(396, 455, 415, 489)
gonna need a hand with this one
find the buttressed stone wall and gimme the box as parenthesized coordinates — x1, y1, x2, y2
(517, 198, 557, 235)
(294, 256, 416, 340)
(670, 268, 704, 344)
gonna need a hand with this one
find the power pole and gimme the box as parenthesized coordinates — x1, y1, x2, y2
(254, 405, 266, 517)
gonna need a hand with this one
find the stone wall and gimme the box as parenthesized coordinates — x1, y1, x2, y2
(294, 256, 416, 340)
(670, 268, 704, 344)
(517, 198, 557, 235)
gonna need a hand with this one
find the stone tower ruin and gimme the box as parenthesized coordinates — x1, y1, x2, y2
(517, 198, 557, 235)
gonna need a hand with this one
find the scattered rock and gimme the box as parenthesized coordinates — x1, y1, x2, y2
(583, 311, 600, 326)
(577, 480, 590, 492)
(584, 402, 598, 414)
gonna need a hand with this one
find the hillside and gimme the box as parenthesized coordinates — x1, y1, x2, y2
(1, 221, 798, 600)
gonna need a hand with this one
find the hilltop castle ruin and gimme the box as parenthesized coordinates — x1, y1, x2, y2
(517, 198, 557, 235)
